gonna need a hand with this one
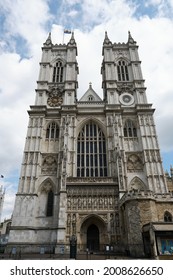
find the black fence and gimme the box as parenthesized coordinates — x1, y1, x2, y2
(0, 243, 147, 260)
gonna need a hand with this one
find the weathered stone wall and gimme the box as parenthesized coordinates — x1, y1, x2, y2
(138, 200, 158, 224)
(125, 200, 142, 244)
(156, 201, 173, 221)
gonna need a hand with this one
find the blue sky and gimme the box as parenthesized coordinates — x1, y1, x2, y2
(1, 0, 173, 220)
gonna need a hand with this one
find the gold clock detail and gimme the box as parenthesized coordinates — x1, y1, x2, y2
(47, 85, 64, 107)
(47, 95, 63, 107)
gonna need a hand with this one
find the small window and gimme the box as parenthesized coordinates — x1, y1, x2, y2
(164, 211, 172, 222)
(53, 61, 64, 83)
(46, 122, 59, 140)
(88, 95, 94, 101)
(124, 119, 137, 138)
(117, 60, 129, 81)
(46, 190, 54, 217)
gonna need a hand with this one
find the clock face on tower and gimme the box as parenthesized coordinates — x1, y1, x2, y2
(119, 92, 134, 106)
(47, 95, 63, 107)
(47, 85, 64, 107)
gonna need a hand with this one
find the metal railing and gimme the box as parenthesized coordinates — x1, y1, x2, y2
(1, 243, 147, 259)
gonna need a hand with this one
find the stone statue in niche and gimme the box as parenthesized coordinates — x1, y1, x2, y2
(29, 153, 34, 164)
(62, 144, 67, 175)
(67, 214, 71, 234)
(110, 213, 114, 234)
(72, 214, 76, 234)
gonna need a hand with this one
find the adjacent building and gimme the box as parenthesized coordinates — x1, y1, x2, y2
(0, 186, 5, 224)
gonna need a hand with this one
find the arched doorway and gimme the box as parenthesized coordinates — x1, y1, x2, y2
(80, 215, 107, 252)
(87, 224, 99, 251)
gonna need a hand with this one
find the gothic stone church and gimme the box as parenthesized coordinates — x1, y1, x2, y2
(7, 32, 173, 258)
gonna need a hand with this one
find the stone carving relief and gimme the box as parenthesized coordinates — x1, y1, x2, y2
(72, 214, 76, 234)
(144, 150, 161, 163)
(110, 213, 114, 234)
(41, 181, 53, 193)
(117, 83, 134, 94)
(67, 214, 71, 234)
(129, 177, 146, 191)
(29, 153, 34, 164)
(23, 152, 39, 165)
(67, 186, 118, 211)
(110, 213, 120, 235)
(23, 152, 38, 164)
(66, 213, 77, 236)
(114, 50, 128, 59)
(41, 155, 57, 175)
(139, 115, 154, 127)
(33, 118, 43, 128)
(127, 154, 143, 172)
(67, 177, 117, 184)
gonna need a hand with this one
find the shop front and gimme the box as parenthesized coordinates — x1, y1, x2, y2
(143, 223, 173, 259)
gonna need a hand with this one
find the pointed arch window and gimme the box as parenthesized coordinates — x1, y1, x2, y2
(124, 119, 137, 138)
(117, 60, 129, 81)
(53, 61, 64, 83)
(77, 121, 107, 177)
(164, 211, 172, 222)
(46, 122, 59, 140)
(46, 190, 54, 217)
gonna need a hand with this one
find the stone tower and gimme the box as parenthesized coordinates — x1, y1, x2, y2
(101, 31, 167, 194)
(8, 32, 173, 258)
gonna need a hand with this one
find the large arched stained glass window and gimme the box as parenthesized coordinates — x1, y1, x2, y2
(77, 121, 107, 177)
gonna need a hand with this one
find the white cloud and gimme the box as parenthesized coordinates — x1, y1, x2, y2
(0, 52, 38, 174)
(0, 0, 52, 176)
(68, 9, 79, 17)
(146, 0, 163, 5)
(0, 0, 52, 56)
(0, 0, 52, 221)
(146, 0, 173, 17)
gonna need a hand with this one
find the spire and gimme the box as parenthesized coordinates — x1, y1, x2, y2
(44, 32, 52, 46)
(103, 31, 112, 45)
(68, 31, 76, 46)
(128, 31, 136, 45)
(47, 32, 51, 40)
(105, 31, 109, 41)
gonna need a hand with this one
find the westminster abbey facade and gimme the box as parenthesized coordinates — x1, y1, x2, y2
(7, 32, 173, 259)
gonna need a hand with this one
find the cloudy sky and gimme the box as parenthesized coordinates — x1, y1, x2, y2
(1, 0, 173, 220)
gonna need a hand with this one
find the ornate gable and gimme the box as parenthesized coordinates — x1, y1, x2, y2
(79, 83, 102, 102)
